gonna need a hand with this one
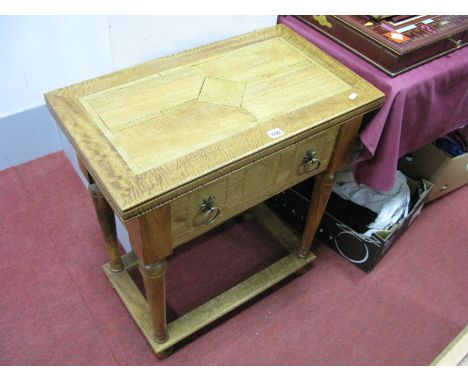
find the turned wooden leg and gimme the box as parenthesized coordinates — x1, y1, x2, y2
(140, 259, 169, 343)
(88, 183, 124, 272)
(126, 205, 172, 343)
(297, 115, 363, 259)
(76, 155, 123, 272)
(297, 171, 336, 258)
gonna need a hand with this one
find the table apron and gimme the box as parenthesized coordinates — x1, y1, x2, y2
(170, 124, 340, 248)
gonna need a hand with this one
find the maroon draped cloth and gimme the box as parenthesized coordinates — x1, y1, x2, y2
(280, 16, 468, 191)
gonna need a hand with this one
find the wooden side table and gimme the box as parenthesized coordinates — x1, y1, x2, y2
(46, 24, 384, 357)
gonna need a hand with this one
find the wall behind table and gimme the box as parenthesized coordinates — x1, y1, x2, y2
(0, 16, 113, 169)
(0, 15, 277, 251)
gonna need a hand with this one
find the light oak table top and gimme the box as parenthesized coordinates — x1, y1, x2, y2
(46, 24, 384, 221)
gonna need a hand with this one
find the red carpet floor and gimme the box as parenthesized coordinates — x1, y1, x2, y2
(0, 151, 467, 365)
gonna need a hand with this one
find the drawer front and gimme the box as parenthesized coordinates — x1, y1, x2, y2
(171, 124, 340, 247)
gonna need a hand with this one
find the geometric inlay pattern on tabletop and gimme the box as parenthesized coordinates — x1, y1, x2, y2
(198, 77, 245, 108)
(80, 36, 351, 174)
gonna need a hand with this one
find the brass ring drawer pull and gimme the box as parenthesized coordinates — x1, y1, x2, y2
(199, 196, 220, 225)
(303, 150, 321, 173)
(448, 37, 462, 49)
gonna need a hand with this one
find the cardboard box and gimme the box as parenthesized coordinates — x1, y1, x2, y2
(399, 143, 468, 202)
(266, 176, 433, 272)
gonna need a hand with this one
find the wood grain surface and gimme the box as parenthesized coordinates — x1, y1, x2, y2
(170, 125, 339, 247)
(45, 24, 384, 221)
(103, 242, 316, 355)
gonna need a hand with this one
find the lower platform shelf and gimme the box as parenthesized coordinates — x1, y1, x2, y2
(103, 203, 316, 356)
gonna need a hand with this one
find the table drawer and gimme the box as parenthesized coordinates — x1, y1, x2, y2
(171, 125, 340, 247)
